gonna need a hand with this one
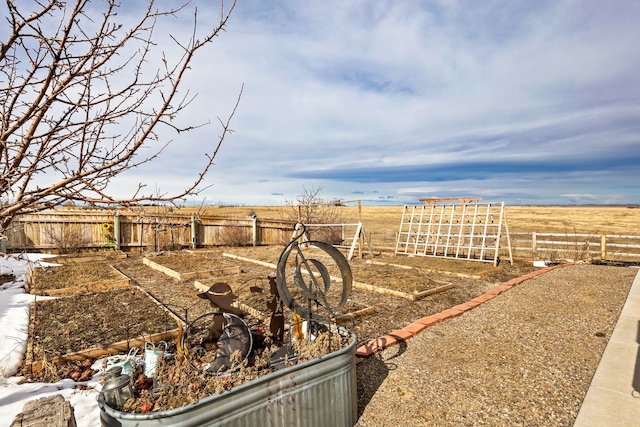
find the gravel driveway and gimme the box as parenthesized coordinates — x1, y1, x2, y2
(355, 264, 638, 427)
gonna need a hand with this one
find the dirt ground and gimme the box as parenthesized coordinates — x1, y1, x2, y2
(215, 246, 537, 345)
(26, 246, 537, 363)
(20, 245, 538, 410)
(30, 262, 127, 294)
(30, 288, 176, 358)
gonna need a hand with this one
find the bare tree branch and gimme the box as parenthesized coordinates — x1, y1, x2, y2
(0, 0, 240, 231)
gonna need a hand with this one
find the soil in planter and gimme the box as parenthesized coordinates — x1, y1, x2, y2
(121, 329, 352, 413)
(31, 262, 125, 293)
(223, 247, 536, 293)
(146, 252, 238, 274)
(352, 264, 448, 294)
(21, 358, 98, 385)
(29, 288, 177, 362)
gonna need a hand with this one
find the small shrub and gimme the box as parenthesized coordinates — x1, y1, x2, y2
(218, 225, 251, 246)
(153, 225, 173, 251)
(43, 223, 91, 254)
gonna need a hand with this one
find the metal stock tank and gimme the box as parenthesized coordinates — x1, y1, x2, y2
(98, 329, 357, 427)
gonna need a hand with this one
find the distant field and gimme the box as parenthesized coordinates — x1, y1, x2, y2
(182, 204, 640, 236)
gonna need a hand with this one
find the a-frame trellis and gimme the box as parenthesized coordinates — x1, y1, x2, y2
(296, 222, 374, 261)
(395, 198, 513, 266)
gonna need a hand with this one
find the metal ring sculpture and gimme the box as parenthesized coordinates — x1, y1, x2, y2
(181, 311, 253, 375)
(276, 223, 353, 322)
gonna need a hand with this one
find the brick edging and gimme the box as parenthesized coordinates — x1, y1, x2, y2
(355, 264, 565, 359)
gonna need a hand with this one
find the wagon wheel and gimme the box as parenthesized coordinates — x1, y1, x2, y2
(276, 227, 353, 322)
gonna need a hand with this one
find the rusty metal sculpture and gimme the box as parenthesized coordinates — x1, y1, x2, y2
(181, 311, 252, 375)
(181, 284, 252, 375)
(204, 313, 252, 374)
(276, 223, 353, 324)
(182, 222, 353, 374)
(197, 282, 244, 317)
(266, 276, 285, 344)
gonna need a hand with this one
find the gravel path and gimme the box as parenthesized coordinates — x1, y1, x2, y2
(355, 264, 638, 427)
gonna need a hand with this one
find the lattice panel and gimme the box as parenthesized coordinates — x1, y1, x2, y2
(395, 201, 512, 266)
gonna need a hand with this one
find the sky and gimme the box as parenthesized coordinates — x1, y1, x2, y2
(17, 0, 640, 206)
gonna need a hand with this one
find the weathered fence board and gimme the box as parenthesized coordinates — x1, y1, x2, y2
(3, 208, 295, 253)
(4, 208, 640, 261)
(509, 232, 640, 261)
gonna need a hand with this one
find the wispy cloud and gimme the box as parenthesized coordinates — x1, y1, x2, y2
(110, 0, 640, 205)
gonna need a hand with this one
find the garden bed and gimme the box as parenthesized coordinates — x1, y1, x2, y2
(143, 253, 241, 280)
(366, 259, 482, 279)
(223, 249, 453, 299)
(27, 262, 130, 295)
(49, 251, 127, 264)
(99, 328, 356, 423)
(20, 247, 539, 382)
(24, 287, 180, 374)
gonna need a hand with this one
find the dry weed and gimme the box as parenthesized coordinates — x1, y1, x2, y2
(217, 225, 251, 246)
(121, 330, 351, 413)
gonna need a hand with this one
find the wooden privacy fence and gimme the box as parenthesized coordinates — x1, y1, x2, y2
(510, 232, 640, 262)
(3, 209, 296, 253)
(4, 208, 640, 262)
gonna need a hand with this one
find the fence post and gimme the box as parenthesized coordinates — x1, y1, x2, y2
(191, 215, 197, 249)
(532, 232, 537, 255)
(252, 215, 258, 246)
(358, 200, 363, 259)
(114, 211, 121, 251)
(601, 234, 606, 260)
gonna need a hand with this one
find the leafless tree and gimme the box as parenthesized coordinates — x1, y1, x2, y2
(281, 185, 345, 244)
(0, 0, 241, 234)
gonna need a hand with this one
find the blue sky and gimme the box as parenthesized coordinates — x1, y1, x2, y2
(116, 0, 640, 206)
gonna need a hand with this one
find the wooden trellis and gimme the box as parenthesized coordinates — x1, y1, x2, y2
(295, 222, 374, 260)
(395, 198, 513, 266)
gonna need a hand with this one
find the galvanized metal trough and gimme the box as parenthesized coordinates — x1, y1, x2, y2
(98, 329, 357, 427)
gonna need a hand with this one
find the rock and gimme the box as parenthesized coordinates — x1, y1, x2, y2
(10, 394, 76, 427)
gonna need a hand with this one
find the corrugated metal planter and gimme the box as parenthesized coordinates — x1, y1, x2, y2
(98, 329, 357, 427)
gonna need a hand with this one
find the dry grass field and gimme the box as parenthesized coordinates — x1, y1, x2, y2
(181, 204, 640, 236)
